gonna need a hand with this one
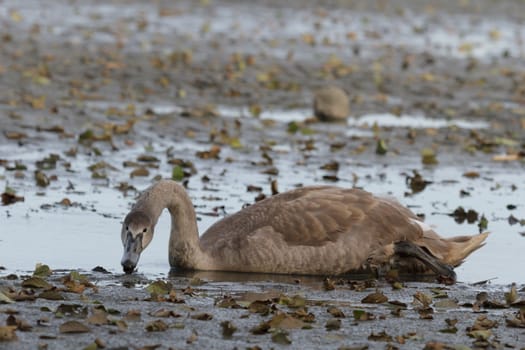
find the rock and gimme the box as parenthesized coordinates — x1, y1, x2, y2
(313, 86, 350, 122)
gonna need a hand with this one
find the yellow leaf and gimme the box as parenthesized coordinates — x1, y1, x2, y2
(10, 10, 23, 22)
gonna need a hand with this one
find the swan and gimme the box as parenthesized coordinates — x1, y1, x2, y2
(120, 180, 488, 282)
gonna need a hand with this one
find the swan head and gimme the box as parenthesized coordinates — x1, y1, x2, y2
(120, 211, 154, 274)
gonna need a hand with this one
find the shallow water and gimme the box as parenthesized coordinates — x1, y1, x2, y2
(1, 132, 523, 284)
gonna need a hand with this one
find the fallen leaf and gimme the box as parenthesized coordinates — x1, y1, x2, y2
(1, 192, 25, 205)
(191, 313, 213, 321)
(33, 263, 52, 278)
(145, 280, 172, 295)
(368, 330, 393, 342)
(271, 329, 292, 345)
(59, 321, 90, 333)
(6, 315, 32, 331)
(421, 148, 438, 165)
(361, 291, 388, 304)
(0, 326, 17, 341)
(145, 320, 168, 332)
(327, 306, 345, 318)
(325, 318, 341, 331)
(220, 320, 237, 338)
(21, 277, 52, 289)
(268, 313, 306, 329)
(0, 290, 14, 304)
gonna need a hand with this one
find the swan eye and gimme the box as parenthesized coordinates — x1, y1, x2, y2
(126, 226, 129, 231)
(143, 228, 147, 233)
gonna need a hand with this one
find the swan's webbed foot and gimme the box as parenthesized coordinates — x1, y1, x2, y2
(394, 241, 456, 284)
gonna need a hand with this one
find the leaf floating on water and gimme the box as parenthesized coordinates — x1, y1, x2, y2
(421, 148, 438, 165)
(215, 296, 242, 309)
(87, 310, 109, 325)
(250, 320, 271, 335)
(323, 277, 335, 291)
(327, 306, 346, 318)
(191, 313, 213, 321)
(368, 330, 393, 342)
(21, 277, 52, 289)
(38, 290, 65, 301)
(4, 131, 27, 140)
(59, 321, 90, 334)
(145, 319, 169, 332)
(463, 171, 480, 179)
(130, 166, 149, 178)
(34, 170, 50, 187)
(279, 294, 306, 308)
(196, 145, 221, 159)
(325, 318, 341, 331)
(172, 165, 185, 181)
(271, 329, 292, 345)
(33, 263, 52, 278)
(505, 309, 525, 328)
(248, 300, 272, 315)
(1, 192, 24, 205)
(268, 313, 306, 330)
(433, 299, 458, 309)
(55, 304, 88, 318)
(149, 308, 181, 318)
(0, 326, 17, 341)
(406, 170, 431, 194)
(413, 291, 433, 308)
(505, 284, 518, 305)
(353, 309, 375, 321)
(361, 291, 388, 304)
(375, 139, 388, 155)
(145, 280, 173, 295)
(0, 290, 14, 304)
(478, 214, 488, 233)
(137, 155, 160, 163)
(6, 315, 32, 331)
(220, 320, 237, 338)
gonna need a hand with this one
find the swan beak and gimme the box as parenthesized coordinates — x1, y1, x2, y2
(121, 233, 143, 274)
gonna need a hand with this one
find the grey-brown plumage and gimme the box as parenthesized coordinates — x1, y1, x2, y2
(120, 180, 488, 282)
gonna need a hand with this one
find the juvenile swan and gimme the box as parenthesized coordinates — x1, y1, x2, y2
(120, 180, 488, 282)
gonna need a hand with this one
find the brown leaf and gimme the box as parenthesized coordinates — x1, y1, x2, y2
(149, 308, 181, 318)
(21, 276, 52, 289)
(123, 309, 141, 321)
(327, 306, 345, 318)
(236, 291, 281, 305)
(1, 192, 24, 205)
(268, 313, 306, 329)
(6, 315, 32, 331)
(4, 131, 27, 140)
(191, 313, 213, 321)
(368, 330, 393, 342)
(248, 300, 272, 315)
(250, 321, 271, 335)
(323, 277, 335, 291)
(38, 290, 65, 301)
(145, 320, 168, 332)
(325, 318, 341, 331)
(196, 145, 221, 159)
(0, 326, 17, 341)
(361, 291, 388, 304)
(220, 320, 237, 338)
(413, 291, 433, 308)
(87, 310, 109, 325)
(130, 167, 149, 178)
(59, 321, 90, 333)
